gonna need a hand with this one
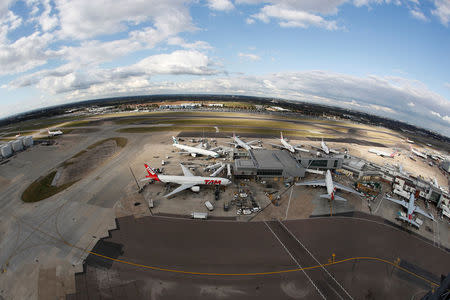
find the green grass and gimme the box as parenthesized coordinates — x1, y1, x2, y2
(1, 116, 81, 132)
(21, 171, 77, 203)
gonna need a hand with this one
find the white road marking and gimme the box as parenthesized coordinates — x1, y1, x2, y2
(278, 221, 354, 300)
(264, 221, 326, 300)
(285, 186, 294, 220)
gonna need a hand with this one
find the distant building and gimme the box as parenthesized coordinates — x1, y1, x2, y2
(207, 103, 223, 107)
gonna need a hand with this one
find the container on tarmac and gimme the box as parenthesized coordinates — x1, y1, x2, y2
(1, 144, 12, 158)
(12, 139, 23, 152)
(205, 201, 214, 211)
(191, 212, 208, 219)
(23, 136, 33, 147)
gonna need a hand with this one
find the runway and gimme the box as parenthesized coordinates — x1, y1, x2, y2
(67, 215, 449, 299)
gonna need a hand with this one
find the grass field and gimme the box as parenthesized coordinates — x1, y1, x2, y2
(22, 137, 128, 202)
(116, 126, 331, 138)
(21, 171, 77, 203)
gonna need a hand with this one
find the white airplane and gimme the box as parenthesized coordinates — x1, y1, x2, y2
(172, 137, 219, 158)
(410, 146, 427, 159)
(310, 138, 339, 155)
(269, 132, 309, 153)
(385, 193, 434, 228)
(295, 170, 361, 201)
(142, 163, 231, 198)
(47, 129, 63, 136)
(229, 133, 261, 151)
(406, 138, 415, 144)
(368, 148, 397, 158)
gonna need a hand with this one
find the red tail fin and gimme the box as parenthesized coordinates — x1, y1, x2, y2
(390, 150, 398, 158)
(144, 164, 160, 181)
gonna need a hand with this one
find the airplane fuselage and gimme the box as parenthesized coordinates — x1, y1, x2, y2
(281, 138, 295, 153)
(325, 170, 335, 196)
(158, 175, 231, 186)
(321, 140, 330, 154)
(173, 143, 219, 158)
(234, 136, 251, 150)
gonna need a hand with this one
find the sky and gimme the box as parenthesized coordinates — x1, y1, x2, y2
(0, 0, 449, 135)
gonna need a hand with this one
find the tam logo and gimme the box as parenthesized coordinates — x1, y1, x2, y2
(204, 179, 221, 185)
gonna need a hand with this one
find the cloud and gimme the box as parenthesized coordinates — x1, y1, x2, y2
(9, 50, 221, 94)
(238, 52, 261, 61)
(206, 0, 235, 11)
(408, 102, 415, 107)
(0, 31, 53, 75)
(430, 111, 450, 123)
(54, 0, 195, 40)
(409, 8, 428, 21)
(432, 0, 450, 26)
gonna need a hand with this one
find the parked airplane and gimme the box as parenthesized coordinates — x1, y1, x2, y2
(269, 132, 309, 153)
(172, 136, 219, 158)
(295, 170, 361, 201)
(229, 133, 261, 151)
(142, 163, 231, 198)
(47, 129, 63, 136)
(385, 193, 434, 228)
(310, 139, 339, 155)
(410, 146, 427, 159)
(368, 148, 397, 158)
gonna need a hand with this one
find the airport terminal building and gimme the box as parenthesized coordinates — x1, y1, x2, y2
(234, 149, 343, 181)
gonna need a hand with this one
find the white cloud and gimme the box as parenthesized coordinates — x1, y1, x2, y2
(54, 0, 195, 40)
(430, 111, 450, 123)
(409, 8, 428, 21)
(408, 102, 415, 107)
(9, 50, 220, 94)
(38, 0, 59, 32)
(206, 0, 235, 11)
(250, 4, 339, 30)
(238, 52, 261, 61)
(0, 31, 53, 75)
(432, 0, 450, 26)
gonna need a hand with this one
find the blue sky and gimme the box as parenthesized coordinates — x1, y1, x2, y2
(0, 0, 449, 135)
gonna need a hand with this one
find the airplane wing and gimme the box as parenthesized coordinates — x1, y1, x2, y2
(165, 184, 195, 198)
(334, 182, 361, 195)
(294, 146, 309, 153)
(268, 143, 284, 149)
(413, 206, 434, 221)
(295, 180, 326, 187)
(180, 164, 194, 177)
(385, 196, 408, 209)
(329, 149, 340, 154)
(250, 145, 263, 149)
(246, 140, 260, 145)
(195, 143, 203, 148)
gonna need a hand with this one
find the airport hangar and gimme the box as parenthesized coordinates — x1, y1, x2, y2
(233, 149, 343, 181)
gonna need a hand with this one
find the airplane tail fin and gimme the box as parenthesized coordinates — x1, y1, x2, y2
(390, 150, 398, 158)
(172, 136, 178, 144)
(280, 132, 283, 140)
(144, 164, 160, 181)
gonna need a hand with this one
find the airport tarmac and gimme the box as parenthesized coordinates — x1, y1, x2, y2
(67, 215, 449, 299)
(0, 111, 448, 299)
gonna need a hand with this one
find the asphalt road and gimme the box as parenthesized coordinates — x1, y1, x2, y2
(67, 215, 449, 299)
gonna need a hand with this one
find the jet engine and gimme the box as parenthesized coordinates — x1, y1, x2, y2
(191, 153, 197, 157)
(191, 186, 200, 192)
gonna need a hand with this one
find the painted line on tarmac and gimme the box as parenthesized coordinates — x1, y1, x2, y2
(264, 221, 326, 299)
